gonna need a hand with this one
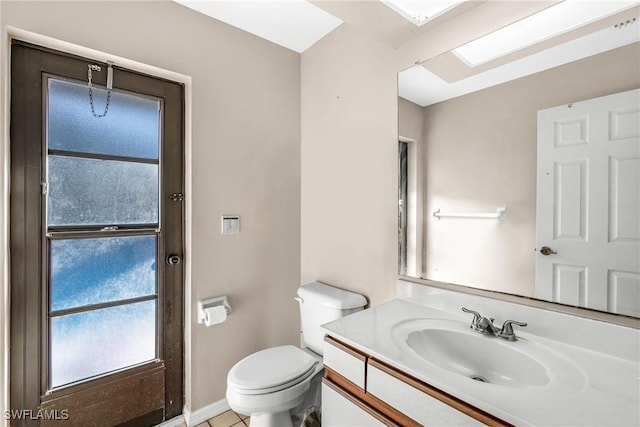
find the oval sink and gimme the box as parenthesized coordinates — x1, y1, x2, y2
(406, 328, 548, 387)
(392, 318, 586, 390)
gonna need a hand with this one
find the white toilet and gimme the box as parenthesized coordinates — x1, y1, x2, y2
(226, 281, 367, 427)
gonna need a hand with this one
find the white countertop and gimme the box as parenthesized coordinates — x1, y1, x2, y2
(322, 297, 640, 426)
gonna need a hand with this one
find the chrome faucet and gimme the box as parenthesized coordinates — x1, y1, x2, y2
(461, 307, 499, 336)
(462, 307, 527, 341)
(497, 319, 528, 341)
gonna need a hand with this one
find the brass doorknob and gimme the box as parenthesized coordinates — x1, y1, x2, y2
(540, 246, 557, 256)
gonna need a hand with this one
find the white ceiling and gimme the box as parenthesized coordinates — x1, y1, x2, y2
(173, 0, 640, 106)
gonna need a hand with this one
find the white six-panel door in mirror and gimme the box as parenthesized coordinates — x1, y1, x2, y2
(536, 89, 640, 316)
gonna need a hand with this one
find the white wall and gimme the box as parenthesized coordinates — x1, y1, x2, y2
(0, 0, 301, 415)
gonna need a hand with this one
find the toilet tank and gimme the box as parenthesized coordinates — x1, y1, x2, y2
(296, 282, 367, 355)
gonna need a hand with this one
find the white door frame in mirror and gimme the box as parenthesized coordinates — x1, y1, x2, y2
(399, 136, 424, 277)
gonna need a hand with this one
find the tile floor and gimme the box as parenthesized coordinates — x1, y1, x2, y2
(176, 410, 249, 427)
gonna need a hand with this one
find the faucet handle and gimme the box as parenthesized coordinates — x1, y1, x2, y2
(498, 320, 527, 341)
(461, 307, 482, 327)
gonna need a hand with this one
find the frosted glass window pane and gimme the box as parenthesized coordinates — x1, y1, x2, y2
(48, 79, 160, 159)
(50, 236, 156, 311)
(50, 301, 156, 388)
(48, 155, 158, 226)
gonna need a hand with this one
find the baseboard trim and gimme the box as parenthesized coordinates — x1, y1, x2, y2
(183, 398, 230, 426)
(156, 414, 186, 427)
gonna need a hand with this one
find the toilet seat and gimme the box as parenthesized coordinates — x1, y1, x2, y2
(227, 345, 318, 395)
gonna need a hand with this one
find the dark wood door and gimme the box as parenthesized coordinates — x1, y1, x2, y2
(10, 41, 184, 426)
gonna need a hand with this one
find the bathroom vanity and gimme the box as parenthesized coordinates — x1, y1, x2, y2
(322, 335, 501, 426)
(321, 281, 640, 426)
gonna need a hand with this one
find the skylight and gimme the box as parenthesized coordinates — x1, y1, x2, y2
(174, 0, 342, 53)
(453, 0, 639, 67)
(382, 0, 465, 26)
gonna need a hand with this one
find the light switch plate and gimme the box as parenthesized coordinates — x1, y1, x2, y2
(221, 215, 240, 234)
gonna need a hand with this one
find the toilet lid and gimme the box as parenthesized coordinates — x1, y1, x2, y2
(228, 345, 318, 392)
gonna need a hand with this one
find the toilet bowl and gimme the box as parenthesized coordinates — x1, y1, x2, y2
(225, 282, 367, 427)
(226, 345, 323, 427)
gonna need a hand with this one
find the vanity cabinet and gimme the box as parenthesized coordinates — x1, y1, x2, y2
(367, 360, 485, 426)
(322, 381, 388, 426)
(322, 335, 512, 427)
(324, 335, 366, 389)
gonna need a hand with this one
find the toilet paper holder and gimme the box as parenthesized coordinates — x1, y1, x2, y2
(197, 296, 232, 324)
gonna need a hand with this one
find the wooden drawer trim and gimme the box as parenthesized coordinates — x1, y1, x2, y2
(325, 367, 421, 427)
(368, 358, 513, 427)
(324, 335, 367, 361)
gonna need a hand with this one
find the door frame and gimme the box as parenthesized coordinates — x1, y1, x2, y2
(0, 28, 194, 426)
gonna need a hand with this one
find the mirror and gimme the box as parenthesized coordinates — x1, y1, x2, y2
(397, 7, 640, 318)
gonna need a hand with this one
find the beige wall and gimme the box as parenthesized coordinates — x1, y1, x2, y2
(297, 2, 543, 307)
(398, 98, 424, 142)
(300, 24, 400, 306)
(301, 9, 640, 307)
(0, 0, 300, 412)
(420, 43, 640, 296)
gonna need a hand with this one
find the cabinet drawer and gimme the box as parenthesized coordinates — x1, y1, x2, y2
(367, 360, 486, 426)
(322, 380, 389, 427)
(323, 336, 366, 389)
